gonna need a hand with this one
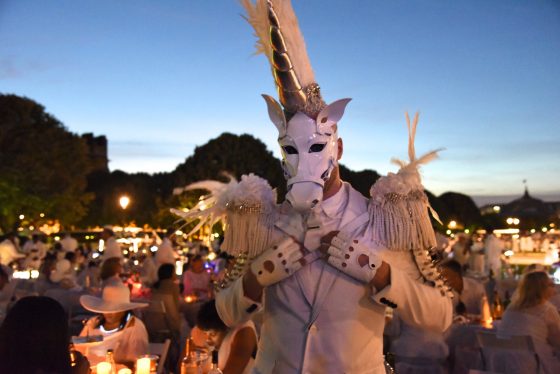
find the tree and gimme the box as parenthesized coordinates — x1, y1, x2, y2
(0, 94, 93, 232)
(438, 192, 482, 229)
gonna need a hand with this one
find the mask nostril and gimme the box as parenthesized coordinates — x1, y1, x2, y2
(311, 199, 319, 207)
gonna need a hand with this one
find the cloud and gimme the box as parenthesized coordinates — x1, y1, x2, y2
(0, 57, 50, 79)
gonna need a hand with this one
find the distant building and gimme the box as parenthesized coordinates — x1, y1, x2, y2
(82, 133, 109, 172)
(480, 188, 559, 229)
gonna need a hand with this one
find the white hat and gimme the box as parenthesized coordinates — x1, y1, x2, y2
(50, 259, 73, 283)
(80, 283, 148, 313)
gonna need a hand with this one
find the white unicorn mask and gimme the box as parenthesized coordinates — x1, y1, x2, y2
(263, 95, 351, 212)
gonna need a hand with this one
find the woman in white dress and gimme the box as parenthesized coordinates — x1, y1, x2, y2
(78, 283, 149, 367)
(498, 271, 560, 374)
(197, 299, 257, 374)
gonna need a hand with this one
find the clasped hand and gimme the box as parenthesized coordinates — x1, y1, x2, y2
(319, 231, 383, 284)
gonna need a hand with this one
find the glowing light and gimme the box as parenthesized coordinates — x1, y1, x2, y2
(123, 250, 129, 255)
(513, 218, 520, 225)
(464, 229, 470, 234)
(493, 228, 520, 235)
(30, 270, 39, 279)
(550, 223, 556, 228)
(185, 296, 195, 303)
(98, 239, 104, 252)
(119, 195, 130, 210)
(175, 230, 183, 236)
(39, 213, 45, 218)
(504, 250, 514, 257)
(150, 246, 158, 252)
(54, 236, 60, 241)
(133, 260, 139, 266)
(506, 218, 513, 225)
(554, 268, 560, 284)
(175, 260, 183, 276)
(207, 252, 217, 261)
(12, 271, 30, 279)
(542, 227, 548, 232)
(92, 252, 100, 259)
(530, 229, 536, 234)
(29, 226, 34, 231)
(446, 229, 452, 235)
(492, 206, 501, 213)
(19, 214, 24, 220)
(448, 221, 457, 229)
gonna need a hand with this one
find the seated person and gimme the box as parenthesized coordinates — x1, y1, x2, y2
(0, 296, 89, 374)
(151, 263, 184, 339)
(440, 259, 486, 316)
(498, 271, 560, 374)
(99, 257, 123, 288)
(196, 299, 257, 374)
(78, 283, 149, 367)
(182, 255, 212, 301)
(77, 260, 101, 289)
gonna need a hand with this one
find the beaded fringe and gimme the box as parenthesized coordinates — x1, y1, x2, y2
(221, 210, 276, 259)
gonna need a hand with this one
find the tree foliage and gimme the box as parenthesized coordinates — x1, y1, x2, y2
(0, 94, 92, 232)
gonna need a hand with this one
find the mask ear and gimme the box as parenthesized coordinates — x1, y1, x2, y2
(316, 98, 352, 135)
(262, 94, 287, 138)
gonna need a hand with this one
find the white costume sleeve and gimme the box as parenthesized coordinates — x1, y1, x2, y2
(371, 267, 452, 333)
(215, 276, 263, 328)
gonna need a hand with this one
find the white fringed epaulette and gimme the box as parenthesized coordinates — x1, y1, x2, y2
(368, 113, 452, 298)
(171, 173, 278, 259)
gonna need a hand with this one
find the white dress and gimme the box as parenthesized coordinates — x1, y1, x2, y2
(79, 314, 149, 364)
(218, 320, 257, 374)
(498, 302, 560, 374)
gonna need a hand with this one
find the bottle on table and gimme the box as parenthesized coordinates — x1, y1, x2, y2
(181, 338, 201, 374)
(105, 349, 117, 374)
(207, 350, 223, 374)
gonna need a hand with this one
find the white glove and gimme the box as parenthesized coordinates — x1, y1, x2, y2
(326, 232, 382, 284)
(250, 237, 303, 287)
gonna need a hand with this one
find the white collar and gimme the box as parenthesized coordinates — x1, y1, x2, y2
(319, 182, 346, 219)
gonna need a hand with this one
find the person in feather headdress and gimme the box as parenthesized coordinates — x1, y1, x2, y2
(174, 1, 453, 372)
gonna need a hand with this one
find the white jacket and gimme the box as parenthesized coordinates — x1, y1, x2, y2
(216, 183, 452, 374)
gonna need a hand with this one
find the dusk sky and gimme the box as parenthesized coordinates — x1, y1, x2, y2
(1, 0, 559, 205)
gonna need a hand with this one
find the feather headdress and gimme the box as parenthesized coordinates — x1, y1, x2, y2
(241, 0, 324, 118)
(368, 113, 451, 297)
(171, 173, 277, 258)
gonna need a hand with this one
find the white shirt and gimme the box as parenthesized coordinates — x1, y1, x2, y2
(461, 277, 487, 315)
(498, 302, 560, 374)
(60, 235, 79, 252)
(155, 237, 177, 266)
(103, 237, 123, 260)
(79, 314, 149, 364)
(218, 320, 257, 374)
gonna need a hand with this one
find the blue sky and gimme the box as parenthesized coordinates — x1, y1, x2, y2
(1, 0, 559, 203)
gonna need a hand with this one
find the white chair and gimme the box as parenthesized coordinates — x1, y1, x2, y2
(149, 338, 171, 374)
(475, 330, 540, 374)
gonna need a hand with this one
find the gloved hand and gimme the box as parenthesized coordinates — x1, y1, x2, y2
(250, 237, 304, 287)
(325, 232, 383, 284)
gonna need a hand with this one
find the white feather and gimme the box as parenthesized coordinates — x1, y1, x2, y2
(240, 0, 316, 88)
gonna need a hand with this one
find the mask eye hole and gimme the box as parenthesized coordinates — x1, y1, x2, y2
(282, 145, 298, 155)
(309, 143, 326, 153)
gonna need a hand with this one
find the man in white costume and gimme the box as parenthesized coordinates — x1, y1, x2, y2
(175, 1, 453, 372)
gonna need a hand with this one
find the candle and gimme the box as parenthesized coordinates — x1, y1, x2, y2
(118, 369, 132, 374)
(96, 362, 111, 374)
(136, 357, 151, 374)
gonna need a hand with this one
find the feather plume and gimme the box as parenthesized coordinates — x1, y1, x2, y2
(240, 0, 315, 87)
(171, 173, 278, 257)
(240, 0, 272, 59)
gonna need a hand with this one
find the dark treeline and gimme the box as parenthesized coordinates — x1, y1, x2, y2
(1, 93, 486, 233)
